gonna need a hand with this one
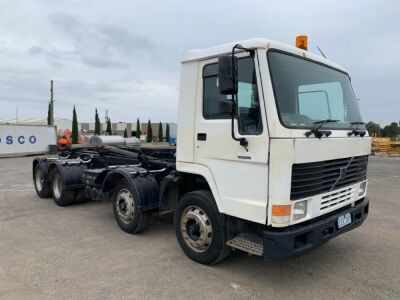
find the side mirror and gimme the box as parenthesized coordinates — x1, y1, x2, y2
(218, 55, 238, 95)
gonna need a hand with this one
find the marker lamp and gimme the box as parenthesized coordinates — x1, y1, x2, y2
(296, 35, 308, 50)
(293, 200, 307, 221)
(271, 205, 291, 225)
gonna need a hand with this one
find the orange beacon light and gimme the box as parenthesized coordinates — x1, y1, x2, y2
(296, 35, 308, 50)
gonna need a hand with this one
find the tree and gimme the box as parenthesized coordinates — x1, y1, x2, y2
(136, 118, 141, 138)
(158, 122, 163, 142)
(71, 106, 79, 144)
(165, 123, 170, 143)
(47, 103, 51, 125)
(146, 120, 152, 142)
(95, 109, 101, 135)
(124, 128, 128, 138)
(365, 121, 381, 136)
(106, 118, 112, 135)
(382, 122, 399, 139)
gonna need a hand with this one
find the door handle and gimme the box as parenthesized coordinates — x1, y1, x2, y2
(197, 133, 207, 141)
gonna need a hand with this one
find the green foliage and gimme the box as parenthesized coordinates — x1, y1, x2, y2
(165, 123, 170, 142)
(366, 121, 400, 139)
(365, 121, 380, 136)
(146, 120, 152, 142)
(124, 128, 128, 138)
(136, 118, 141, 138)
(106, 118, 112, 135)
(47, 103, 51, 125)
(95, 109, 101, 135)
(158, 122, 163, 142)
(382, 122, 399, 139)
(71, 106, 79, 144)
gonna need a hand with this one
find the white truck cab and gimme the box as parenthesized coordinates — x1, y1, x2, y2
(176, 37, 370, 261)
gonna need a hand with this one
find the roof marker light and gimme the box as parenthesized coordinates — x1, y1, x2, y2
(296, 35, 308, 50)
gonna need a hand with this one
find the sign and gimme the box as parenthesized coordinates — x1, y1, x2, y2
(0, 124, 57, 157)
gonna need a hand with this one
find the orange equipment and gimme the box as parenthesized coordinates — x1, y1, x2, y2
(58, 130, 72, 146)
(296, 35, 308, 50)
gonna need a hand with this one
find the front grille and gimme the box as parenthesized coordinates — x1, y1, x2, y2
(320, 187, 355, 210)
(290, 155, 368, 200)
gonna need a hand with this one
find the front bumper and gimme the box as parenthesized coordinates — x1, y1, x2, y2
(263, 197, 369, 260)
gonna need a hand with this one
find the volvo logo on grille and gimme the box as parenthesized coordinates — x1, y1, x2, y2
(339, 167, 347, 180)
(330, 157, 355, 191)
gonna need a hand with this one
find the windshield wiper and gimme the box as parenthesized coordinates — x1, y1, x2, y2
(348, 121, 366, 137)
(305, 119, 339, 139)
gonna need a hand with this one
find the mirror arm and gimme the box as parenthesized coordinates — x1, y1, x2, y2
(232, 44, 255, 57)
(230, 93, 248, 151)
(230, 44, 253, 152)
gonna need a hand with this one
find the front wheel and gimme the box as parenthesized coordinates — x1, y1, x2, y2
(112, 179, 151, 234)
(174, 190, 231, 265)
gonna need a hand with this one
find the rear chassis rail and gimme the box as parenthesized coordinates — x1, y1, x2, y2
(33, 145, 177, 210)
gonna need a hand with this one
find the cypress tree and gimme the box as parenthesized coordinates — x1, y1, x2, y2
(166, 123, 170, 143)
(71, 106, 79, 144)
(158, 122, 163, 142)
(136, 118, 141, 138)
(95, 109, 101, 135)
(106, 118, 112, 135)
(124, 128, 128, 138)
(47, 103, 51, 125)
(146, 120, 152, 142)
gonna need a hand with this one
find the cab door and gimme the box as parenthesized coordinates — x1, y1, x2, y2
(194, 52, 270, 224)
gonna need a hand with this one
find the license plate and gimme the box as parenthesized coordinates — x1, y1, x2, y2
(337, 213, 352, 229)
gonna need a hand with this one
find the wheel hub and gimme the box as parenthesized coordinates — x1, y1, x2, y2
(180, 205, 213, 252)
(35, 168, 43, 192)
(116, 189, 135, 224)
(53, 174, 62, 199)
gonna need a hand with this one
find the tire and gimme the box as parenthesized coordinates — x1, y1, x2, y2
(50, 169, 75, 207)
(74, 190, 88, 204)
(112, 179, 151, 234)
(174, 190, 231, 265)
(33, 164, 51, 198)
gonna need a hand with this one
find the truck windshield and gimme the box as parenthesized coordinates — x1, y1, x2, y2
(268, 51, 364, 130)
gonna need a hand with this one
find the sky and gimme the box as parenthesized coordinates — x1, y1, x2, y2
(0, 0, 399, 125)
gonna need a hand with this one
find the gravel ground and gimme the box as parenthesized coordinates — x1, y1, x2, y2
(0, 155, 399, 299)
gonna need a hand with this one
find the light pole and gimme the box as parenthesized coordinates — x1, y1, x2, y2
(50, 80, 55, 126)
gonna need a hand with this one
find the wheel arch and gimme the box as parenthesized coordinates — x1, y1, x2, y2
(103, 170, 160, 211)
(33, 158, 49, 181)
(102, 169, 132, 194)
(47, 160, 87, 190)
(164, 162, 224, 213)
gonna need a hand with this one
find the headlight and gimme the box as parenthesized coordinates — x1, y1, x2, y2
(293, 200, 307, 221)
(359, 181, 367, 196)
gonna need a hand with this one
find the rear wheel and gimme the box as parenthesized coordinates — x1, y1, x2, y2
(51, 170, 75, 206)
(174, 190, 231, 265)
(33, 165, 51, 198)
(112, 179, 151, 234)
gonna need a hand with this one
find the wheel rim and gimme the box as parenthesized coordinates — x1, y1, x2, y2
(53, 173, 62, 199)
(116, 189, 135, 224)
(35, 168, 43, 192)
(180, 205, 213, 253)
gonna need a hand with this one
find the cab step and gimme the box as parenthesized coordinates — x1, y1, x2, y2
(226, 233, 264, 256)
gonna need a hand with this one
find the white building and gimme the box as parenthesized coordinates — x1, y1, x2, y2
(0, 118, 80, 135)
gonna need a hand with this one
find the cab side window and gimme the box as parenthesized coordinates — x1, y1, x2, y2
(203, 57, 262, 135)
